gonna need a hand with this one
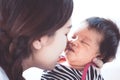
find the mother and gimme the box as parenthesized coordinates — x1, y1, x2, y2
(0, 0, 73, 80)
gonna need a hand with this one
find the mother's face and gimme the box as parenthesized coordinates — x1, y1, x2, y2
(31, 19, 72, 70)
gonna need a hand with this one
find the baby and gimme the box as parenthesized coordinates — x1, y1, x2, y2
(41, 17, 120, 80)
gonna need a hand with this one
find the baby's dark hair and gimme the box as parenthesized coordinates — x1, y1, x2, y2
(86, 17, 120, 63)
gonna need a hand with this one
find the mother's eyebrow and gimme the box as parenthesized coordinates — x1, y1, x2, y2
(67, 25, 72, 29)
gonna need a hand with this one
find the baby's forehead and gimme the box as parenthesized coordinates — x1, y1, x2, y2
(72, 26, 89, 34)
(75, 27, 103, 39)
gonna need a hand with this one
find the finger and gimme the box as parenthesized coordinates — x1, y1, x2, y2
(93, 58, 103, 68)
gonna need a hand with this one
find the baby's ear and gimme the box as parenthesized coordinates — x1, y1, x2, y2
(96, 52, 104, 60)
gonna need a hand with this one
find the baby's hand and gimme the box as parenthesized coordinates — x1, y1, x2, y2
(92, 58, 103, 68)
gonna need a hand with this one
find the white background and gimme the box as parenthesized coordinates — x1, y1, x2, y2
(23, 0, 120, 80)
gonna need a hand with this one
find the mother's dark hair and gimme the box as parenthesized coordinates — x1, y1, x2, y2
(0, 0, 73, 80)
(86, 17, 120, 63)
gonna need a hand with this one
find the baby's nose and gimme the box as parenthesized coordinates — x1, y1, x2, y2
(70, 35, 78, 42)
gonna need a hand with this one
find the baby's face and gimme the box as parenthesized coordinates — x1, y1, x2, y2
(65, 23, 103, 69)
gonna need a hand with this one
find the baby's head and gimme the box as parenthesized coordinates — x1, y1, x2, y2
(65, 17, 120, 69)
(86, 17, 120, 63)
